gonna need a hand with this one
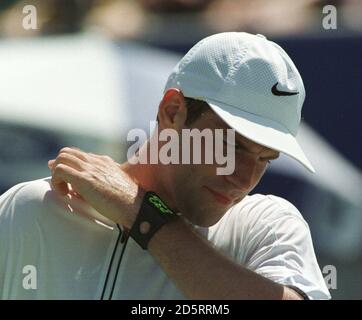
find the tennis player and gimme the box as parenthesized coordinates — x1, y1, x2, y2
(0, 32, 330, 300)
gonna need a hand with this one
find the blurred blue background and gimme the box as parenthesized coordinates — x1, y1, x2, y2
(0, 0, 361, 299)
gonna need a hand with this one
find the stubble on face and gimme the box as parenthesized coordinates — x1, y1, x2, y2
(165, 112, 238, 227)
(159, 110, 276, 227)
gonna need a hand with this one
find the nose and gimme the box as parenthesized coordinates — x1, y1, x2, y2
(224, 155, 259, 192)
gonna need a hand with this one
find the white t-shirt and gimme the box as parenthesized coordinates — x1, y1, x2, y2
(0, 177, 330, 300)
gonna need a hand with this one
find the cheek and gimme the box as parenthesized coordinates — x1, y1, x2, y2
(252, 163, 268, 185)
(172, 164, 199, 188)
(180, 133, 220, 172)
(234, 154, 268, 186)
(174, 164, 213, 197)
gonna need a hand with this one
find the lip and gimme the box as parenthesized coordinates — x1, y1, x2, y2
(203, 186, 232, 205)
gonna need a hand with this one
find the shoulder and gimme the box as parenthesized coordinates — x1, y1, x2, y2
(0, 177, 65, 226)
(224, 193, 309, 234)
(1, 176, 52, 206)
(2, 176, 51, 198)
(0, 178, 55, 257)
(210, 195, 331, 300)
(0, 177, 51, 207)
(207, 193, 308, 258)
(0, 177, 115, 230)
(208, 193, 311, 257)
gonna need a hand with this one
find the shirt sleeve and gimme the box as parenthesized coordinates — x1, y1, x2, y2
(242, 208, 331, 300)
(0, 181, 28, 296)
(0, 178, 55, 298)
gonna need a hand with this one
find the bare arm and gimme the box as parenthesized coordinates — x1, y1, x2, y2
(48, 148, 303, 300)
(147, 217, 302, 300)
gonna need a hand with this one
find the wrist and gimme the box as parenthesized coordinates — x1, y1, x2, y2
(121, 187, 146, 230)
(129, 191, 180, 250)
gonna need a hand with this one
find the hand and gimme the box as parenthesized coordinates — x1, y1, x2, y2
(48, 147, 144, 229)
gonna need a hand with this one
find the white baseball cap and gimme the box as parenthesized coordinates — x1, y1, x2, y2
(164, 32, 315, 173)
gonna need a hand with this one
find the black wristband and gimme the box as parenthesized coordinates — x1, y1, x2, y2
(129, 192, 178, 250)
(287, 285, 310, 300)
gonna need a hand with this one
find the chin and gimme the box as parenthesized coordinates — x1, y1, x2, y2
(194, 220, 221, 228)
(177, 192, 228, 227)
(188, 212, 224, 227)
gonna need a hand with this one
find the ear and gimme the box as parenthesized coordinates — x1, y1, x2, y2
(157, 88, 188, 130)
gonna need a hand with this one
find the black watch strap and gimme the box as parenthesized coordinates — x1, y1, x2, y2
(129, 192, 179, 250)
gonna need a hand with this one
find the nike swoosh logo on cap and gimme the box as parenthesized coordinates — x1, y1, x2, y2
(271, 82, 299, 96)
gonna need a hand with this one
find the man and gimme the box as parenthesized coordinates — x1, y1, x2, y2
(0, 32, 330, 299)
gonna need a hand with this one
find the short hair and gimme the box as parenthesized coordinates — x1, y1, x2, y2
(184, 97, 211, 126)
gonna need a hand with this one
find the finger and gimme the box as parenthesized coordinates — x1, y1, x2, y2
(88, 152, 107, 159)
(69, 189, 85, 202)
(48, 159, 55, 168)
(49, 168, 69, 196)
(51, 180, 70, 196)
(48, 151, 86, 196)
(51, 163, 83, 196)
(52, 153, 87, 172)
(60, 146, 114, 164)
(48, 159, 69, 195)
(58, 147, 88, 162)
(48, 153, 88, 195)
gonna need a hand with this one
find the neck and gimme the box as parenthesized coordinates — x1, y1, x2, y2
(120, 140, 177, 211)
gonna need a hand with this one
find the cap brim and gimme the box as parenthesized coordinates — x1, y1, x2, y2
(204, 98, 315, 173)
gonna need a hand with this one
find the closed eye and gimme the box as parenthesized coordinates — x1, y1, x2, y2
(223, 139, 245, 152)
(223, 138, 280, 161)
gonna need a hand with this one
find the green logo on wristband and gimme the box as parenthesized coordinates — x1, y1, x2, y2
(149, 195, 174, 215)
